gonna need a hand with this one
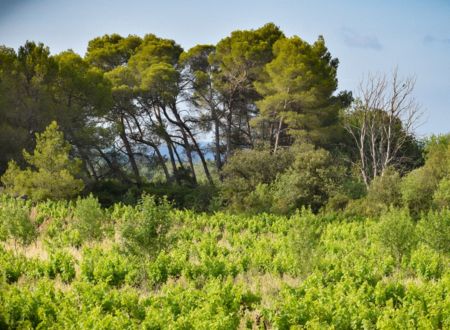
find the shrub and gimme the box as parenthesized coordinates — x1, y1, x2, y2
(271, 143, 344, 214)
(89, 179, 131, 207)
(73, 194, 105, 241)
(0, 196, 36, 247)
(409, 245, 444, 280)
(81, 247, 140, 286)
(243, 183, 274, 214)
(290, 209, 324, 274)
(344, 197, 385, 218)
(433, 176, 450, 209)
(401, 139, 450, 216)
(375, 209, 416, 263)
(1, 121, 84, 201)
(220, 148, 294, 211)
(118, 194, 172, 256)
(401, 167, 438, 216)
(147, 253, 170, 287)
(0, 248, 27, 283)
(416, 209, 450, 253)
(46, 250, 76, 283)
(326, 192, 351, 212)
(366, 168, 402, 207)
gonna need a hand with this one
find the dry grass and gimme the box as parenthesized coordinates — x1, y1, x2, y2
(234, 272, 302, 329)
(2, 239, 49, 260)
(235, 272, 301, 309)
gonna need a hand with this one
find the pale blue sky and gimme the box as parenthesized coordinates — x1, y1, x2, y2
(0, 0, 449, 135)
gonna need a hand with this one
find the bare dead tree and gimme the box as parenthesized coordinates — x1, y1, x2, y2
(344, 68, 422, 187)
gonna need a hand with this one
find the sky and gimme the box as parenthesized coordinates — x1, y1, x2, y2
(0, 0, 449, 135)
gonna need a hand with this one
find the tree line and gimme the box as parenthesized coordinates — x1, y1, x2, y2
(0, 23, 442, 214)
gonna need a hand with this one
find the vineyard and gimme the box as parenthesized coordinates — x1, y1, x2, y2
(0, 195, 449, 329)
(0, 2, 449, 329)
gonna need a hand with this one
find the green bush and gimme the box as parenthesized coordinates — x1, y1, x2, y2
(46, 250, 76, 283)
(375, 208, 417, 263)
(90, 179, 132, 207)
(0, 248, 27, 283)
(401, 167, 438, 216)
(73, 194, 105, 241)
(271, 143, 344, 214)
(243, 183, 274, 214)
(81, 246, 140, 286)
(290, 209, 324, 275)
(401, 139, 450, 216)
(145, 183, 218, 212)
(366, 168, 402, 207)
(417, 208, 450, 253)
(433, 176, 450, 209)
(117, 194, 172, 256)
(0, 196, 36, 246)
(1, 121, 84, 201)
(147, 253, 170, 287)
(409, 245, 445, 280)
(220, 148, 294, 211)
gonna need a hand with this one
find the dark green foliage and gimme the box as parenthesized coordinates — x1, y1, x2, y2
(86, 34, 142, 71)
(0, 25, 428, 213)
(270, 143, 344, 213)
(143, 183, 218, 212)
(221, 148, 294, 211)
(89, 179, 136, 207)
(221, 143, 345, 214)
(1, 121, 84, 201)
(255, 35, 341, 147)
(366, 168, 402, 207)
(90, 179, 218, 211)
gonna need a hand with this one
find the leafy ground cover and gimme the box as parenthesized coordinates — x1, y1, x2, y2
(0, 195, 448, 329)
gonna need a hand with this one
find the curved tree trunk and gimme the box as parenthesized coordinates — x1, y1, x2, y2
(119, 115, 141, 186)
(164, 105, 213, 185)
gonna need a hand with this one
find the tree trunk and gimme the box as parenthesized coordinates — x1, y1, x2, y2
(130, 136, 170, 182)
(213, 111, 222, 171)
(274, 116, 283, 153)
(119, 116, 141, 186)
(153, 146, 170, 181)
(225, 106, 233, 161)
(164, 105, 213, 185)
(180, 129, 197, 184)
(96, 147, 132, 184)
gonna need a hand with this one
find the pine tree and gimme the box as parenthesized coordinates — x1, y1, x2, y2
(1, 121, 84, 200)
(255, 36, 340, 150)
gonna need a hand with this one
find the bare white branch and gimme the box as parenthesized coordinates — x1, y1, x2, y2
(343, 69, 423, 187)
